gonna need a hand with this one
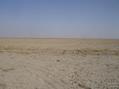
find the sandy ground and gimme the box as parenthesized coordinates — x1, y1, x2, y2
(0, 38, 119, 89)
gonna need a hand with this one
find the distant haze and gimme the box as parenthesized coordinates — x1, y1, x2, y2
(0, 0, 119, 39)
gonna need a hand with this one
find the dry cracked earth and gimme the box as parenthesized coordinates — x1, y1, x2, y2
(0, 38, 119, 89)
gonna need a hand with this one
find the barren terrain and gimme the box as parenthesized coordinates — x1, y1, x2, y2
(0, 38, 119, 89)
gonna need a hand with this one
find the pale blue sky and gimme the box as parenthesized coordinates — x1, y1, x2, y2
(0, 0, 119, 38)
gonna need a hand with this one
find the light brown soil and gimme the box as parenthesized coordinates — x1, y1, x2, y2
(0, 38, 119, 89)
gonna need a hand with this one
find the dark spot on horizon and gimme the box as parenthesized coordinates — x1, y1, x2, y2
(56, 59, 60, 62)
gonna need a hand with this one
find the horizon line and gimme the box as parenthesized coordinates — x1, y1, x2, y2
(0, 37, 119, 40)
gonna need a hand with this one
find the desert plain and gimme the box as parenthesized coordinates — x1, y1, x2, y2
(0, 38, 119, 89)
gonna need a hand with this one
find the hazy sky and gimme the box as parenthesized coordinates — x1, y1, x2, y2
(0, 0, 119, 38)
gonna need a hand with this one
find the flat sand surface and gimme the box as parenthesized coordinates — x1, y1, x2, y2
(0, 38, 119, 89)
